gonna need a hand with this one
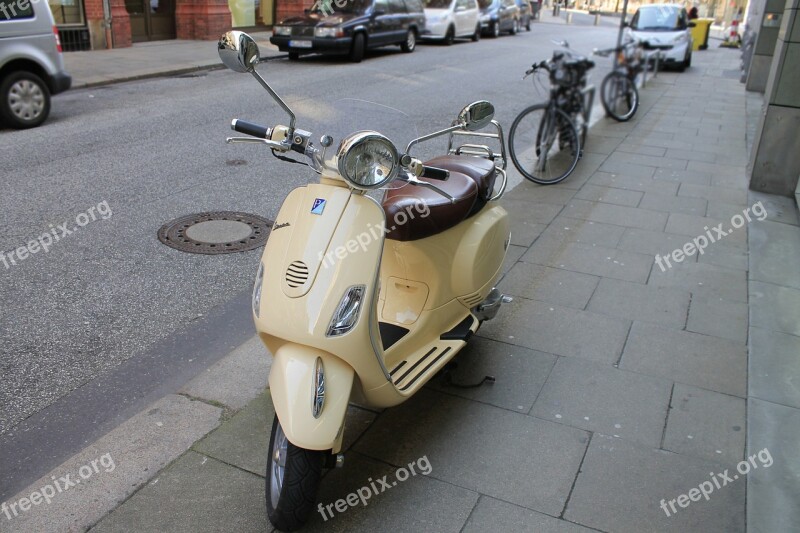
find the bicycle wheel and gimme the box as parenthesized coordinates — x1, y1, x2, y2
(600, 72, 639, 122)
(509, 103, 581, 185)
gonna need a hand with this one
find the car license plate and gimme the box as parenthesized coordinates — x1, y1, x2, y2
(289, 40, 312, 49)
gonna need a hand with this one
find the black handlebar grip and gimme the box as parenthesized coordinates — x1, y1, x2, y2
(421, 165, 450, 181)
(231, 119, 269, 139)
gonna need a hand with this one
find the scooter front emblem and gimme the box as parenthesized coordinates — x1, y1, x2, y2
(311, 198, 326, 215)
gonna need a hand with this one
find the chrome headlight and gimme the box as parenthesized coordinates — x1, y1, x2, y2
(327, 285, 366, 337)
(252, 262, 264, 317)
(336, 132, 399, 189)
(273, 26, 291, 36)
(314, 26, 341, 38)
(480, 14, 490, 22)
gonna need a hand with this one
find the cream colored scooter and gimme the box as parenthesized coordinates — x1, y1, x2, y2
(219, 31, 512, 531)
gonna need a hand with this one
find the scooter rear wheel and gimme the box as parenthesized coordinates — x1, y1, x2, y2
(266, 415, 325, 531)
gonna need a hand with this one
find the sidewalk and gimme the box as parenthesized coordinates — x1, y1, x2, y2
(63, 32, 285, 89)
(5, 47, 799, 533)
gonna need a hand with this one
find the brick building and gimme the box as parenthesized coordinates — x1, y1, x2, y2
(50, 0, 312, 50)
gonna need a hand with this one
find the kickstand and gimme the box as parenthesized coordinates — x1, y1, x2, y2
(441, 362, 496, 389)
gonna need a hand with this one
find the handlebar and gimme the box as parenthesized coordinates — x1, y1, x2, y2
(231, 119, 270, 139)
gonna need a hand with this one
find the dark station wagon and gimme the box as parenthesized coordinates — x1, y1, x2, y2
(270, 0, 426, 62)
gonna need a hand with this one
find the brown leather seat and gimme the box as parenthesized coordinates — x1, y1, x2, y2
(424, 155, 497, 201)
(382, 171, 477, 241)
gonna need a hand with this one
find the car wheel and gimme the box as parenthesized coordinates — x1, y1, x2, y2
(491, 21, 500, 38)
(288, 52, 299, 61)
(350, 33, 366, 62)
(0, 71, 51, 129)
(685, 52, 692, 68)
(510, 18, 518, 35)
(472, 23, 481, 41)
(444, 25, 455, 46)
(526, 16, 531, 31)
(401, 29, 416, 52)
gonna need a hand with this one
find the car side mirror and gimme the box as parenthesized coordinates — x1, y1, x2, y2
(218, 30, 260, 73)
(621, 21, 628, 28)
(459, 100, 494, 131)
(688, 21, 696, 27)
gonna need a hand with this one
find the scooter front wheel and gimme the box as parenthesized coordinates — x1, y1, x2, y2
(266, 415, 325, 531)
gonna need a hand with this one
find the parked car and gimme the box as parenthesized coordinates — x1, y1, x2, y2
(0, 0, 71, 129)
(626, 3, 693, 70)
(478, 0, 520, 37)
(514, 0, 533, 31)
(270, 0, 425, 63)
(421, 0, 481, 44)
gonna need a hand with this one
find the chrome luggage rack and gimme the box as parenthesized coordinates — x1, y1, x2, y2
(447, 120, 508, 200)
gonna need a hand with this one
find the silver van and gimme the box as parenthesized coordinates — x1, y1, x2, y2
(1, 0, 71, 129)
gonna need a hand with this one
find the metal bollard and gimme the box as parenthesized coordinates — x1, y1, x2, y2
(594, 13, 600, 25)
(566, 10, 572, 23)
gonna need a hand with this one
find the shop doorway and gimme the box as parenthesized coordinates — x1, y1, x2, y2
(126, 0, 176, 42)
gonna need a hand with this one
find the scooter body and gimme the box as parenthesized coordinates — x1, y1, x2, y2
(257, 172, 509, 452)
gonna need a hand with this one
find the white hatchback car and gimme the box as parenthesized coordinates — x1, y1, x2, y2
(421, 0, 481, 44)
(626, 3, 693, 70)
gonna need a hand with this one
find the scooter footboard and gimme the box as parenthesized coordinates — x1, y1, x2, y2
(269, 344, 354, 452)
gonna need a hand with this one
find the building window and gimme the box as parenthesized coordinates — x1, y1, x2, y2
(230, 0, 273, 27)
(49, 0, 85, 25)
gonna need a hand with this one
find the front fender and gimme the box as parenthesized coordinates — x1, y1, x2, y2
(269, 343, 354, 452)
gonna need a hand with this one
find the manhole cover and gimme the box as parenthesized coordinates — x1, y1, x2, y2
(158, 212, 272, 254)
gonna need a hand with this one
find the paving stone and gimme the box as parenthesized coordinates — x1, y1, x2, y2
(427, 336, 555, 413)
(749, 281, 800, 337)
(505, 184, 577, 206)
(501, 196, 554, 246)
(749, 220, 800, 290)
(663, 384, 746, 464)
(605, 150, 688, 171)
(560, 199, 668, 231)
(463, 496, 593, 533)
(711, 172, 749, 190)
(687, 160, 745, 178)
(696, 242, 749, 271)
(583, 135, 624, 156)
(748, 327, 800, 409)
(193, 393, 375, 477)
(616, 143, 667, 157)
(664, 149, 717, 163)
(180, 336, 270, 411)
(574, 184, 644, 207)
(565, 435, 745, 532)
(590, 171, 679, 195)
(747, 191, 799, 226)
(479, 298, 629, 363)
(621, 322, 747, 397)
(617, 227, 699, 260)
(500, 244, 526, 277)
(746, 398, 800, 533)
(305, 452, 478, 533)
(638, 192, 707, 216)
(523, 240, 654, 283)
(354, 389, 589, 517)
(678, 183, 748, 205)
(598, 160, 658, 179)
(532, 357, 671, 447)
(538, 216, 627, 248)
(647, 258, 747, 303)
(91, 452, 268, 533)
(685, 297, 748, 342)
(663, 213, 747, 249)
(498, 262, 600, 309)
(587, 278, 690, 328)
(705, 200, 752, 220)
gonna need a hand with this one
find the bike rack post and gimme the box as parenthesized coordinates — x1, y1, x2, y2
(594, 13, 601, 25)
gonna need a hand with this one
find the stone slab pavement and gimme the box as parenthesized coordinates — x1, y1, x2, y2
(4, 47, 798, 533)
(63, 32, 285, 89)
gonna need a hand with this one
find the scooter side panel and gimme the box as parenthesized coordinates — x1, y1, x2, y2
(269, 343, 354, 451)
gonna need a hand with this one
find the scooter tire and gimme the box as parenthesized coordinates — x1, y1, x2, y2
(266, 416, 325, 532)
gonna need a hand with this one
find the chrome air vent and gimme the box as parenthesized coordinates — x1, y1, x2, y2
(460, 291, 484, 308)
(285, 261, 309, 288)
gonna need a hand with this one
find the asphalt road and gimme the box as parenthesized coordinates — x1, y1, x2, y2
(0, 20, 619, 497)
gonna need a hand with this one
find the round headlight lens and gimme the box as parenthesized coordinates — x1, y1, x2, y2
(336, 132, 399, 189)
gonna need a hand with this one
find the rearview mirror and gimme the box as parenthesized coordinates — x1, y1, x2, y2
(218, 31, 260, 73)
(458, 100, 495, 131)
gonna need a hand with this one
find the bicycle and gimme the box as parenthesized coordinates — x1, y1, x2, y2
(508, 41, 595, 185)
(593, 38, 644, 122)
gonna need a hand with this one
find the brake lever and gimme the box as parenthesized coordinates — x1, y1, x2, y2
(404, 172, 455, 204)
(225, 137, 291, 152)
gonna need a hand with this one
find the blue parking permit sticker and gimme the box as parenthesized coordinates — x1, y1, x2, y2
(311, 198, 326, 215)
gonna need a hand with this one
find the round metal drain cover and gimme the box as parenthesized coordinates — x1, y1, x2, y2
(158, 212, 272, 255)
